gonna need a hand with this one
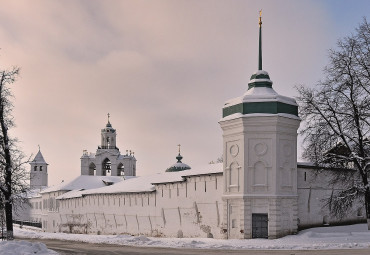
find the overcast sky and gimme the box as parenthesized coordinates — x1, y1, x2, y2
(0, 0, 369, 186)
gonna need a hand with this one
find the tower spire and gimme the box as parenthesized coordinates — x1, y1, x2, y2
(176, 144, 183, 163)
(258, 10, 262, 70)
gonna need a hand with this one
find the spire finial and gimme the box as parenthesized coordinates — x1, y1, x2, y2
(107, 113, 110, 123)
(176, 144, 183, 163)
(258, 10, 263, 70)
(38, 144, 40, 151)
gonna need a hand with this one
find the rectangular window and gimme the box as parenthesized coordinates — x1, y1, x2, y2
(186, 182, 188, 198)
(304, 172, 307, 181)
(215, 177, 218, 190)
(204, 181, 207, 192)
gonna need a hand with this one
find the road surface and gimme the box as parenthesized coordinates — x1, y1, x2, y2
(18, 238, 370, 255)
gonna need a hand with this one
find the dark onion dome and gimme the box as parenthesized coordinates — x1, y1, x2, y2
(166, 153, 191, 172)
(102, 120, 116, 133)
(102, 113, 116, 132)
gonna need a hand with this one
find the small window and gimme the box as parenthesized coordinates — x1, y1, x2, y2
(40, 166, 43, 171)
(34, 166, 37, 171)
(232, 219, 237, 228)
(323, 215, 329, 225)
(357, 208, 363, 217)
(304, 172, 307, 181)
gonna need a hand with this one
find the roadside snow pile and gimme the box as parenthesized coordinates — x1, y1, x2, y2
(0, 240, 58, 254)
(14, 224, 370, 250)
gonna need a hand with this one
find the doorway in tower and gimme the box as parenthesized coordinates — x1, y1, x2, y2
(228, 204, 240, 239)
(102, 158, 112, 176)
(252, 213, 268, 238)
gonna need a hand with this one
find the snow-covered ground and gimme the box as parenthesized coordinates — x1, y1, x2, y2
(0, 240, 58, 255)
(13, 224, 370, 250)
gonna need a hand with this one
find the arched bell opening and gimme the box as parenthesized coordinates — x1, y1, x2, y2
(117, 163, 124, 176)
(102, 158, 112, 176)
(89, 163, 96, 176)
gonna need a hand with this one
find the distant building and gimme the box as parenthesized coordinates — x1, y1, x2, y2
(29, 148, 48, 189)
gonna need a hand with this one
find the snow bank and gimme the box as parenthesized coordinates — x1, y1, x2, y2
(0, 240, 58, 255)
(14, 224, 370, 250)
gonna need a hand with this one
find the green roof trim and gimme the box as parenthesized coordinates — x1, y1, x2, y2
(248, 81, 272, 89)
(223, 101, 298, 118)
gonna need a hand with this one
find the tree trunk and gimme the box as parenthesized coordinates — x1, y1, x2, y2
(4, 198, 13, 240)
(0, 95, 13, 239)
(365, 188, 370, 230)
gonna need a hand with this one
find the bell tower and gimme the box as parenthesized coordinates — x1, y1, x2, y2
(101, 113, 117, 149)
(219, 11, 300, 239)
(30, 147, 48, 189)
(81, 114, 137, 177)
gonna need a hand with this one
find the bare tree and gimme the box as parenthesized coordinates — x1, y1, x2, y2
(297, 18, 370, 229)
(0, 66, 29, 240)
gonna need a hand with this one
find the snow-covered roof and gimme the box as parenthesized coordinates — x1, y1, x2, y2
(224, 86, 297, 107)
(40, 175, 123, 194)
(56, 163, 223, 200)
(165, 162, 191, 172)
(23, 187, 48, 199)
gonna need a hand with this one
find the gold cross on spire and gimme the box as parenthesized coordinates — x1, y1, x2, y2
(178, 144, 181, 154)
(259, 9, 262, 27)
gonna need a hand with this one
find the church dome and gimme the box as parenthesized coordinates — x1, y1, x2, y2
(166, 147, 191, 172)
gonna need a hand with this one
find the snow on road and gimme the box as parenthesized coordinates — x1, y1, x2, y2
(13, 224, 370, 250)
(0, 240, 58, 255)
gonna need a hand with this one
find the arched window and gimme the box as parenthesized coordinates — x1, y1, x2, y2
(34, 166, 37, 171)
(40, 166, 43, 171)
(117, 163, 124, 176)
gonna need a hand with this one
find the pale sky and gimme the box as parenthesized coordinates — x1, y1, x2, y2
(0, 0, 368, 186)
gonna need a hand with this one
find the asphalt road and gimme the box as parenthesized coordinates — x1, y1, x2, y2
(18, 238, 370, 255)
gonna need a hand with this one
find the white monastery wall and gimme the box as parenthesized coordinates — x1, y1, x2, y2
(297, 166, 365, 229)
(19, 166, 366, 238)
(42, 173, 224, 238)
